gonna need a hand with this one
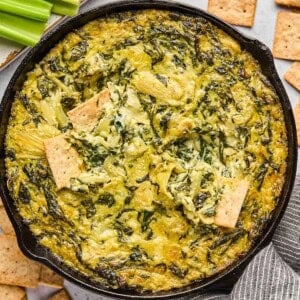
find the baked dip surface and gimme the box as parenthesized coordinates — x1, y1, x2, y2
(5, 10, 287, 292)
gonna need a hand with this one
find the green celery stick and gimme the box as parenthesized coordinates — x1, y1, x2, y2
(57, 0, 80, 4)
(0, 12, 47, 46)
(50, 0, 79, 16)
(0, 0, 52, 22)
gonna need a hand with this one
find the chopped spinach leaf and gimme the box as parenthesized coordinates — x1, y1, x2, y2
(98, 193, 115, 207)
(70, 40, 87, 61)
(81, 199, 96, 218)
(169, 263, 188, 278)
(18, 182, 31, 204)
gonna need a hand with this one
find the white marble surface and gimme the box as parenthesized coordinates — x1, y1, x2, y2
(0, 1, 299, 299)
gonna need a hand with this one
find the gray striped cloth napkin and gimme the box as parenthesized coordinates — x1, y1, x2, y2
(65, 175, 300, 299)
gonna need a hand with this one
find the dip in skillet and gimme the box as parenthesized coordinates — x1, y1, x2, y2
(5, 10, 287, 292)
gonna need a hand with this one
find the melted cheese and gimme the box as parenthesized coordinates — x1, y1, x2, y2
(5, 10, 287, 292)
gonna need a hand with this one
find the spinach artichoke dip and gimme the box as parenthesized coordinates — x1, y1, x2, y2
(5, 10, 287, 292)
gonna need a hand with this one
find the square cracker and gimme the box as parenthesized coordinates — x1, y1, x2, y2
(275, 0, 300, 8)
(215, 180, 250, 228)
(67, 88, 110, 132)
(0, 207, 15, 235)
(294, 101, 300, 147)
(207, 0, 257, 27)
(44, 135, 82, 190)
(273, 11, 300, 60)
(284, 62, 300, 91)
(50, 289, 70, 300)
(0, 284, 26, 300)
(39, 265, 64, 288)
(0, 235, 41, 288)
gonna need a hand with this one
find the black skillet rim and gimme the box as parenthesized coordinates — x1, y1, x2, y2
(0, 1, 297, 299)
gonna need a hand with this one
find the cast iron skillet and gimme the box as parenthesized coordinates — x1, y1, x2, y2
(0, 1, 297, 298)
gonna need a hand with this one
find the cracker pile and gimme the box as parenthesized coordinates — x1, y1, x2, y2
(272, 1, 300, 145)
(272, 1, 300, 93)
(0, 199, 64, 298)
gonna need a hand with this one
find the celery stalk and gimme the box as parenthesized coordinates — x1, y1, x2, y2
(58, 0, 80, 4)
(0, 0, 52, 22)
(0, 12, 47, 46)
(49, 0, 80, 16)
